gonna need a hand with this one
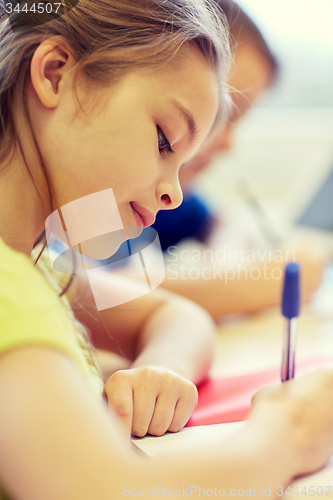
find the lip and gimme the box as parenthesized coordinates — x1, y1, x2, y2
(130, 202, 156, 228)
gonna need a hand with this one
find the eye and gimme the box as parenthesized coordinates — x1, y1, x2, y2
(157, 127, 175, 155)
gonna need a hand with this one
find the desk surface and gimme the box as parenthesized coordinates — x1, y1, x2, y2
(212, 299, 333, 378)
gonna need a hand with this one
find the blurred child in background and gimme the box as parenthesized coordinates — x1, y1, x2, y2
(149, 0, 325, 319)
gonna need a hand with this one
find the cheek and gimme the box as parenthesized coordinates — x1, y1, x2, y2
(112, 154, 160, 199)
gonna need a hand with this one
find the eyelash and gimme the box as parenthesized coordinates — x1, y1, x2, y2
(157, 127, 175, 155)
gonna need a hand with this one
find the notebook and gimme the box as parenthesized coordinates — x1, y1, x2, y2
(186, 357, 333, 427)
(132, 422, 333, 499)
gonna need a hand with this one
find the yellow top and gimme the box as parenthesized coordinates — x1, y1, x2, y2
(0, 236, 104, 396)
(0, 237, 104, 500)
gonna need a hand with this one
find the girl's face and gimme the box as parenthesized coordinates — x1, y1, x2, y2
(178, 40, 273, 188)
(28, 41, 219, 231)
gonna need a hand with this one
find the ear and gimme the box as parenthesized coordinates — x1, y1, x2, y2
(30, 37, 77, 109)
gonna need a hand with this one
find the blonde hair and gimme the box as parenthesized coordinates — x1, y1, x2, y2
(0, 0, 231, 166)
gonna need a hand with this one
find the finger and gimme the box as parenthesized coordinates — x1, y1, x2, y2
(131, 385, 157, 437)
(250, 384, 281, 406)
(147, 393, 178, 437)
(104, 379, 133, 437)
(168, 388, 198, 433)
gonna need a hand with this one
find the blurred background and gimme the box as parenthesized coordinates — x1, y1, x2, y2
(195, 0, 333, 224)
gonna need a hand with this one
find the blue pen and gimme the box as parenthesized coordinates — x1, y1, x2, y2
(281, 262, 300, 382)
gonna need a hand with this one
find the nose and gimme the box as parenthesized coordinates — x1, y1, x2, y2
(156, 175, 183, 211)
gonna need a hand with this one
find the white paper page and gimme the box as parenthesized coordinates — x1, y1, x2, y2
(132, 422, 245, 457)
(132, 423, 333, 498)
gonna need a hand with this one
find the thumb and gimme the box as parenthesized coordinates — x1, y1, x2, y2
(104, 383, 134, 437)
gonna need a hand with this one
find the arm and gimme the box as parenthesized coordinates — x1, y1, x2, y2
(158, 250, 325, 319)
(1, 346, 333, 500)
(71, 271, 215, 434)
(72, 271, 215, 382)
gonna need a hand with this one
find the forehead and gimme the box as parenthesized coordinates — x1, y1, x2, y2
(228, 40, 273, 97)
(155, 44, 219, 98)
(144, 44, 220, 142)
(226, 40, 272, 121)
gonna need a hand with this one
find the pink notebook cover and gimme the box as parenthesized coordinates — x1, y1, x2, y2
(186, 357, 333, 427)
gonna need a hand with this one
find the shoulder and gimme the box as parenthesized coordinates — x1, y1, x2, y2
(0, 237, 69, 321)
(0, 237, 80, 361)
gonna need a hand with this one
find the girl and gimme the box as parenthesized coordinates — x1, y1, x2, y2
(0, 1, 333, 499)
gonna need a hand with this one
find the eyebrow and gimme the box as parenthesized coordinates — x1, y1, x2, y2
(167, 98, 199, 146)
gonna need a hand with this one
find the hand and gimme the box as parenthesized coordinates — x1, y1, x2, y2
(257, 248, 325, 310)
(249, 368, 333, 477)
(293, 249, 325, 301)
(278, 242, 327, 302)
(103, 366, 198, 437)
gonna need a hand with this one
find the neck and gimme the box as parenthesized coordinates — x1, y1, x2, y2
(0, 147, 49, 256)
